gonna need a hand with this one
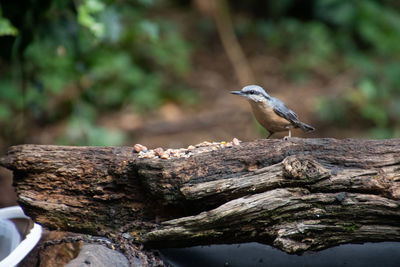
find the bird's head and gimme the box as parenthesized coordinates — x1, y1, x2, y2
(231, 85, 270, 103)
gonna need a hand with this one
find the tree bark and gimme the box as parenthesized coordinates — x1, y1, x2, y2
(1, 138, 400, 255)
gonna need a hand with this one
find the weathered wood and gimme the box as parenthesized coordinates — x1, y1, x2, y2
(1, 138, 400, 254)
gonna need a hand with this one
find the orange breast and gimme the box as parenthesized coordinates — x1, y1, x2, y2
(249, 101, 292, 133)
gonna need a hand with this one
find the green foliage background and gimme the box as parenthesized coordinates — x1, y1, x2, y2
(0, 0, 193, 146)
(236, 0, 400, 138)
(1, 0, 400, 147)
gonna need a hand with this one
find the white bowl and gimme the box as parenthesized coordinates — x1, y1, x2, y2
(0, 206, 42, 267)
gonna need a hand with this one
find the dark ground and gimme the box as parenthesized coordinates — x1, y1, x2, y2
(161, 242, 400, 267)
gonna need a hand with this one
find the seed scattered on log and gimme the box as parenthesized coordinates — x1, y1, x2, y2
(135, 138, 242, 159)
(154, 147, 164, 157)
(133, 144, 148, 153)
(232, 138, 240, 146)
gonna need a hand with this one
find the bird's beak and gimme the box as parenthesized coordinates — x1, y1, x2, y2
(231, 91, 244, 96)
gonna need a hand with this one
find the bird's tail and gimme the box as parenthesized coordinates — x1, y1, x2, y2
(296, 121, 315, 132)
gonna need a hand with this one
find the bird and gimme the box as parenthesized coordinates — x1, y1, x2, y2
(231, 85, 315, 138)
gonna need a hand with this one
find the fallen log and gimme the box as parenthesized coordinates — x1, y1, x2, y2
(1, 138, 400, 256)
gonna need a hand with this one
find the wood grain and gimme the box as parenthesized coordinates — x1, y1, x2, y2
(1, 138, 400, 254)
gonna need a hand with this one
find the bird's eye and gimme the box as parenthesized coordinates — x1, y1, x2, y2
(249, 91, 255, 95)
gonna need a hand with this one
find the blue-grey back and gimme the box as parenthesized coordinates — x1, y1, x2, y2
(270, 97, 299, 123)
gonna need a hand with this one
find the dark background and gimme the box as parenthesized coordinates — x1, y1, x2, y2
(2, 0, 400, 153)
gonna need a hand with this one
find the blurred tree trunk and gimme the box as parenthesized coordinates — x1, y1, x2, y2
(194, 0, 255, 86)
(1, 138, 400, 265)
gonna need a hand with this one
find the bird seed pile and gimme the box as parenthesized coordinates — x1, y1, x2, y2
(134, 138, 241, 160)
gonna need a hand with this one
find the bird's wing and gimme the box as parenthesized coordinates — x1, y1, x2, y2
(271, 98, 299, 124)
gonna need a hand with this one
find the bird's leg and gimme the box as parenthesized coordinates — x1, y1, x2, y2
(283, 129, 292, 140)
(267, 132, 274, 139)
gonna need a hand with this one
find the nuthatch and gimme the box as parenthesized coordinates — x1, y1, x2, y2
(231, 85, 315, 138)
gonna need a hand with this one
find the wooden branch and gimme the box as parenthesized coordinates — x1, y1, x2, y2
(1, 138, 400, 254)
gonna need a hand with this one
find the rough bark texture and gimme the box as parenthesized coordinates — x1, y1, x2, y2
(1, 138, 400, 255)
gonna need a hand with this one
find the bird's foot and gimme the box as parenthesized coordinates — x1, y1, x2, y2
(283, 129, 292, 140)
